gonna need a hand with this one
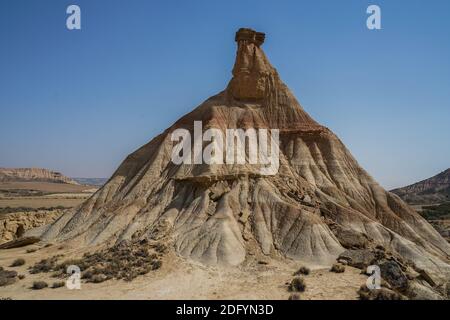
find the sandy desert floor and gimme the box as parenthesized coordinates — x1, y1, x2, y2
(0, 182, 95, 210)
(0, 244, 367, 300)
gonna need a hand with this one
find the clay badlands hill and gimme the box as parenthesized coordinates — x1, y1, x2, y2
(1, 29, 449, 299)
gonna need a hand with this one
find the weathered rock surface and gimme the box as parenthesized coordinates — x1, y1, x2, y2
(39, 28, 450, 286)
(405, 281, 444, 300)
(379, 260, 409, 290)
(358, 287, 406, 300)
(0, 210, 63, 245)
(330, 225, 369, 249)
(0, 236, 40, 249)
(338, 249, 376, 269)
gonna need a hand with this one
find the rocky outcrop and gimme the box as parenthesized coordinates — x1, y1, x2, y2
(0, 168, 79, 185)
(40, 28, 450, 286)
(338, 249, 376, 269)
(0, 210, 63, 244)
(0, 236, 40, 249)
(391, 168, 450, 204)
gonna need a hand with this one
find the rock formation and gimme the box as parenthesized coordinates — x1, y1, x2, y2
(0, 210, 63, 245)
(0, 168, 79, 185)
(40, 28, 450, 282)
(392, 168, 450, 204)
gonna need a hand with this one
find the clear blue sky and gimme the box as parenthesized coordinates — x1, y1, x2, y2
(1, 0, 449, 189)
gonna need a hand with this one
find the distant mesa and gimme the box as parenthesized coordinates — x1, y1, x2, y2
(0, 168, 79, 185)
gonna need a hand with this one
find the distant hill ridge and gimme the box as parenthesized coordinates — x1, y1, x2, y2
(0, 168, 79, 185)
(72, 178, 107, 186)
(391, 168, 450, 204)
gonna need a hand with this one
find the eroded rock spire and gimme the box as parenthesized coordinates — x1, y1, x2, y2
(229, 28, 276, 101)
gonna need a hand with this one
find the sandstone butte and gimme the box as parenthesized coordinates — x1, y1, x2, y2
(38, 28, 450, 282)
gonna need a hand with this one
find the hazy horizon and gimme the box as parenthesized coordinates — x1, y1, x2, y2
(1, 0, 450, 190)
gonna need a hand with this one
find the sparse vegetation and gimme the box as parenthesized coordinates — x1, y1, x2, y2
(29, 256, 60, 274)
(0, 206, 70, 215)
(330, 263, 345, 273)
(90, 274, 108, 283)
(81, 270, 93, 279)
(293, 266, 310, 276)
(10, 258, 25, 267)
(0, 277, 14, 287)
(29, 240, 164, 284)
(154, 242, 168, 254)
(0, 269, 18, 287)
(358, 285, 404, 300)
(52, 281, 65, 289)
(32, 281, 48, 290)
(152, 260, 162, 270)
(18, 274, 25, 280)
(421, 202, 450, 220)
(289, 277, 306, 292)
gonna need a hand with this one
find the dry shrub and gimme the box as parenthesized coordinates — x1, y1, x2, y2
(289, 277, 306, 292)
(293, 266, 310, 276)
(27, 240, 165, 284)
(330, 263, 345, 273)
(358, 285, 405, 300)
(29, 256, 60, 274)
(10, 258, 25, 267)
(0, 268, 18, 287)
(52, 281, 65, 289)
(90, 274, 109, 283)
(32, 281, 48, 290)
(288, 293, 301, 300)
(0, 277, 15, 287)
(81, 270, 93, 280)
(152, 260, 162, 270)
